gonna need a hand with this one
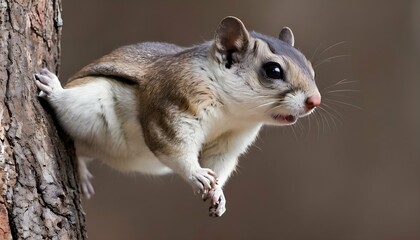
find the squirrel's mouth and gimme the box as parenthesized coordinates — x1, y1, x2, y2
(271, 114, 296, 124)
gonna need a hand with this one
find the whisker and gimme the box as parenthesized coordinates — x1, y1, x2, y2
(324, 110, 339, 130)
(308, 113, 313, 137)
(314, 41, 347, 61)
(293, 122, 300, 136)
(290, 124, 299, 141)
(246, 100, 279, 111)
(313, 110, 324, 135)
(323, 98, 362, 110)
(331, 114, 340, 130)
(318, 108, 331, 132)
(314, 54, 352, 68)
(325, 93, 354, 99)
(310, 42, 323, 62)
(321, 102, 345, 124)
(318, 106, 338, 130)
(327, 89, 360, 94)
(310, 109, 320, 137)
(252, 101, 276, 109)
(295, 120, 305, 137)
(318, 110, 327, 134)
(321, 78, 359, 92)
(266, 103, 287, 113)
(252, 95, 278, 99)
(323, 111, 332, 131)
(336, 79, 358, 84)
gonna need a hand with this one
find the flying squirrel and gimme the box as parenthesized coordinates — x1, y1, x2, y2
(35, 16, 321, 217)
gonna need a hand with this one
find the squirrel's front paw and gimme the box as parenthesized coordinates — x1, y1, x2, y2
(34, 68, 63, 98)
(190, 168, 218, 196)
(208, 185, 226, 217)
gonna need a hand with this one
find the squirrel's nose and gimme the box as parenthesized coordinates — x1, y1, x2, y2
(305, 94, 321, 110)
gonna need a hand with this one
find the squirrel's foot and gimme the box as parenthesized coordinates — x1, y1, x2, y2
(80, 168, 95, 199)
(78, 157, 95, 199)
(208, 185, 226, 217)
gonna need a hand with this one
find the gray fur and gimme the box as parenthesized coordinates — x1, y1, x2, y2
(251, 31, 313, 81)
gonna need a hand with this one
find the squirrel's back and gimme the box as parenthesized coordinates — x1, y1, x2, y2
(66, 42, 186, 87)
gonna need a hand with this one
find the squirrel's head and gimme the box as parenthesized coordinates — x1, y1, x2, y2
(211, 16, 321, 126)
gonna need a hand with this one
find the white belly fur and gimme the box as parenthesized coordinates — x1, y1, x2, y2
(58, 77, 172, 175)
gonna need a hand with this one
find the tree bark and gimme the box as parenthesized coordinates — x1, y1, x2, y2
(0, 0, 86, 239)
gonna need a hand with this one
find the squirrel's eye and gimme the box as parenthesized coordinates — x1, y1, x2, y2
(263, 62, 284, 80)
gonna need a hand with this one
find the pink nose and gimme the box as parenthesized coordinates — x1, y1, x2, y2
(305, 94, 321, 110)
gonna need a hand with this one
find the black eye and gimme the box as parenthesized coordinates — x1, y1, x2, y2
(262, 62, 284, 80)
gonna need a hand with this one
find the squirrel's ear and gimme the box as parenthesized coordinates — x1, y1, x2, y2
(279, 27, 295, 47)
(215, 16, 250, 54)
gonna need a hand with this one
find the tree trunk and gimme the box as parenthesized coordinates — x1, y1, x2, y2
(0, 0, 86, 239)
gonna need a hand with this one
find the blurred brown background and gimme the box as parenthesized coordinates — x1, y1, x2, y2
(60, 1, 420, 239)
